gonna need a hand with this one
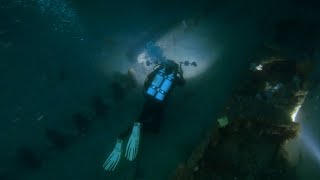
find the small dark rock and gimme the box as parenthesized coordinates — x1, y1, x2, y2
(16, 146, 42, 169)
(45, 128, 72, 149)
(91, 96, 108, 117)
(72, 112, 90, 135)
(110, 81, 125, 102)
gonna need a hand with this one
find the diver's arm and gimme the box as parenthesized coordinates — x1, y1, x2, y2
(176, 69, 186, 86)
(176, 63, 186, 86)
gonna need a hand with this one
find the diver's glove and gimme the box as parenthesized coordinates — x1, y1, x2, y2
(102, 139, 123, 171)
(125, 122, 141, 161)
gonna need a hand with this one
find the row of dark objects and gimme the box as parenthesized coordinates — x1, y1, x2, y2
(6, 68, 135, 180)
(13, 95, 109, 174)
(12, 70, 136, 174)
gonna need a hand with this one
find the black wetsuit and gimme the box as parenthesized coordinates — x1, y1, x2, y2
(119, 64, 185, 138)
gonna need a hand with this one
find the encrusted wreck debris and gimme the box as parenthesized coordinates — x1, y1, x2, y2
(172, 53, 314, 180)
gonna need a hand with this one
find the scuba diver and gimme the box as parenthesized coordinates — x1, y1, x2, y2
(102, 59, 185, 171)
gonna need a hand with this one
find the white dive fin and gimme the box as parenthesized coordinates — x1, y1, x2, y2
(125, 122, 141, 161)
(102, 139, 123, 171)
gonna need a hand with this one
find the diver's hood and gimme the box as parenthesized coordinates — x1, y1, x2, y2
(162, 59, 179, 74)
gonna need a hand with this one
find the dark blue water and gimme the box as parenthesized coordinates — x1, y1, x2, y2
(1, 0, 320, 179)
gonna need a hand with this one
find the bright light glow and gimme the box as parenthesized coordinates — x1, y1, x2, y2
(256, 64, 263, 71)
(291, 104, 302, 122)
(134, 50, 161, 85)
(285, 114, 320, 167)
(290, 91, 308, 122)
(250, 63, 263, 71)
(135, 20, 219, 80)
(286, 93, 320, 168)
(137, 51, 148, 64)
(156, 26, 217, 79)
(99, 18, 219, 85)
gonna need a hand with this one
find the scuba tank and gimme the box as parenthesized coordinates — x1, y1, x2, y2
(146, 67, 176, 102)
(155, 72, 175, 101)
(146, 68, 165, 97)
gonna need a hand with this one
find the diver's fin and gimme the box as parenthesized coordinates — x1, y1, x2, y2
(125, 122, 141, 161)
(102, 139, 123, 171)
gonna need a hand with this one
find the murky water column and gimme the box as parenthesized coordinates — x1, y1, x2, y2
(1, 0, 84, 34)
(37, 0, 78, 32)
(0, 1, 90, 179)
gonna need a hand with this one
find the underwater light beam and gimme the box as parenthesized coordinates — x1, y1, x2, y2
(300, 130, 320, 166)
(136, 20, 218, 81)
(100, 19, 218, 85)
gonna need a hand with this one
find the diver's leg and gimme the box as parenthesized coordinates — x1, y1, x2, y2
(149, 106, 165, 134)
(118, 100, 151, 139)
(118, 126, 132, 139)
(138, 100, 152, 121)
(138, 100, 153, 132)
(135, 99, 165, 134)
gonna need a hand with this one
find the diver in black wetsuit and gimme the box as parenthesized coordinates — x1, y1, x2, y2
(102, 59, 185, 171)
(125, 59, 185, 135)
